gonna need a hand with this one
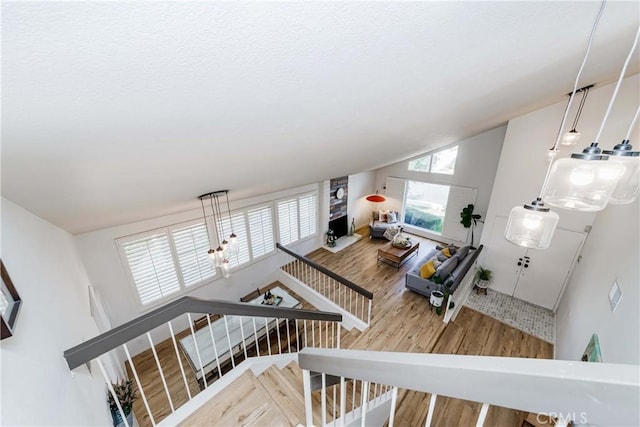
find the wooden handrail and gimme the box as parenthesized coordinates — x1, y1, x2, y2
(64, 296, 342, 370)
(276, 243, 373, 300)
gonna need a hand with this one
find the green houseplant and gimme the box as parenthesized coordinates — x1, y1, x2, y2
(460, 204, 483, 248)
(474, 267, 493, 290)
(107, 379, 136, 427)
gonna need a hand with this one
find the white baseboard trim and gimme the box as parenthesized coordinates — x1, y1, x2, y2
(277, 269, 369, 332)
(158, 353, 297, 426)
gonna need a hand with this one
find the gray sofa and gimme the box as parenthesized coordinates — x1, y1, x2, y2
(405, 244, 483, 298)
(369, 211, 401, 239)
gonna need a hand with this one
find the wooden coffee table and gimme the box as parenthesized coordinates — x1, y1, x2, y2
(377, 241, 420, 270)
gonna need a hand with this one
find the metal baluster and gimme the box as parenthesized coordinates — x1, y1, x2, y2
(205, 315, 223, 378)
(325, 321, 329, 348)
(295, 319, 300, 352)
(252, 318, 260, 357)
(361, 381, 370, 427)
(147, 332, 175, 412)
(425, 394, 438, 427)
(276, 318, 282, 354)
(223, 316, 235, 369)
(97, 358, 131, 427)
(123, 344, 156, 426)
(476, 403, 490, 427)
(361, 298, 365, 323)
(318, 320, 322, 348)
(302, 369, 313, 427)
(312, 320, 316, 347)
(368, 299, 373, 325)
(340, 377, 346, 421)
(167, 321, 192, 400)
(352, 380, 357, 415)
(388, 386, 399, 427)
(187, 314, 208, 388)
(239, 316, 248, 361)
(321, 373, 327, 427)
(304, 319, 308, 348)
(350, 289, 353, 315)
(333, 384, 337, 425)
(331, 321, 335, 348)
(286, 318, 292, 353)
(264, 318, 272, 356)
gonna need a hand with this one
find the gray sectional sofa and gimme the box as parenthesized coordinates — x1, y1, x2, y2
(405, 244, 483, 298)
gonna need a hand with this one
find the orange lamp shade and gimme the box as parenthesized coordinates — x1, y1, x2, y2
(366, 195, 386, 203)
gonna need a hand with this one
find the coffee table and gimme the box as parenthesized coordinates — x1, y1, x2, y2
(377, 241, 420, 269)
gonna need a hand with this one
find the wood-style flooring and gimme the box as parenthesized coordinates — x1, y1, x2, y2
(127, 227, 553, 426)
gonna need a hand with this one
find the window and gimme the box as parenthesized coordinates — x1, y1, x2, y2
(277, 198, 299, 245)
(248, 206, 275, 259)
(277, 192, 318, 245)
(403, 181, 450, 234)
(408, 155, 431, 172)
(216, 213, 251, 268)
(171, 222, 215, 287)
(407, 146, 458, 175)
(431, 146, 458, 175)
(122, 233, 181, 305)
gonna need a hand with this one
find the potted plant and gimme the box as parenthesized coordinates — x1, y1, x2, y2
(475, 267, 493, 290)
(460, 204, 483, 248)
(430, 289, 444, 314)
(107, 379, 136, 427)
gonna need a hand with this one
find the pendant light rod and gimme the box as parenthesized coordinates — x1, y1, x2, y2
(594, 25, 640, 143)
(570, 86, 590, 130)
(549, 96, 574, 151)
(208, 195, 221, 247)
(200, 197, 212, 248)
(539, 0, 606, 196)
(623, 104, 640, 141)
(224, 190, 235, 235)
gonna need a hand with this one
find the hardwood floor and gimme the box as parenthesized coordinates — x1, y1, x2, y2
(127, 227, 553, 427)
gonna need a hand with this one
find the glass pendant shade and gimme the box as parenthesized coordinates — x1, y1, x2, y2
(220, 259, 231, 278)
(505, 198, 559, 249)
(229, 233, 238, 246)
(215, 246, 225, 266)
(220, 239, 229, 251)
(561, 129, 581, 146)
(543, 144, 624, 211)
(207, 248, 216, 267)
(604, 141, 640, 204)
(546, 148, 558, 160)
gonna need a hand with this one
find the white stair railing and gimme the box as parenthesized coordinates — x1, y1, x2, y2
(277, 243, 373, 326)
(299, 347, 640, 427)
(64, 298, 343, 426)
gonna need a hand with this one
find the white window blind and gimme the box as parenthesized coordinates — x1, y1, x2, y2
(171, 222, 215, 287)
(277, 198, 299, 245)
(298, 193, 317, 239)
(216, 213, 251, 268)
(122, 233, 181, 305)
(248, 206, 275, 259)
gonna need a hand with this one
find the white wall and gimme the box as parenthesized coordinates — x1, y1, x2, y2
(74, 183, 322, 356)
(479, 75, 639, 253)
(555, 198, 639, 365)
(348, 172, 376, 230)
(0, 198, 112, 426)
(375, 125, 506, 242)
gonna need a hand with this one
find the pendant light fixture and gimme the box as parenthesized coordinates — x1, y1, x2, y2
(560, 85, 593, 146)
(543, 24, 639, 212)
(198, 190, 234, 278)
(604, 105, 640, 204)
(505, 1, 605, 249)
(225, 191, 238, 251)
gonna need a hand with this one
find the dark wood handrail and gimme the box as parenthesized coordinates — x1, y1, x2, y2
(64, 296, 342, 370)
(276, 243, 374, 300)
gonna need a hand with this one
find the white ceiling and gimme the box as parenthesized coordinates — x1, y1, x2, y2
(2, 1, 639, 234)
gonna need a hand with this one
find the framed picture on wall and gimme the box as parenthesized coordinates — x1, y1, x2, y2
(1, 260, 23, 340)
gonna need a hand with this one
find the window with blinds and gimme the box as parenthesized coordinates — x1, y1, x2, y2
(248, 206, 275, 259)
(216, 213, 251, 268)
(171, 222, 215, 287)
(277, 198, 299, 245)
(122, 233, 181, 306)
(298, 193, 317, 239)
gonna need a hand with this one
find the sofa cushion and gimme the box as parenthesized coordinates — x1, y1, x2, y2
(436, 255, 458, 279)
(379, 210, 388, 221)
(419, 260, 437, 279)
(455, 245, 470, 260)
(387, 211, 398, 223)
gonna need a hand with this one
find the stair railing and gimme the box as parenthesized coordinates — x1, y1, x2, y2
(298, 347, 640, 427)
(64, 296, 342, 427)
(277, 243, 373, 325)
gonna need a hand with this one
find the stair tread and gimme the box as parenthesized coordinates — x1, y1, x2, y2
(256, 366, 306, 426)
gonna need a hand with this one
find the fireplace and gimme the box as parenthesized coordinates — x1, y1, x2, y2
(329, 215, 349, 239)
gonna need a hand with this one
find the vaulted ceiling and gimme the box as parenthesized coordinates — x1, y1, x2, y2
(2, 1, 639, 234)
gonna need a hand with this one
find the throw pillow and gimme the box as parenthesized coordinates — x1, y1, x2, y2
(441, 247, 452, 258)
(419, 260, 437, 279)
(379, 210, 388, 222)
(436, 252, 447, 262)
(455, 245, 470, 260)
(387, 211, 398, 223)
(429, 257, 442, 269)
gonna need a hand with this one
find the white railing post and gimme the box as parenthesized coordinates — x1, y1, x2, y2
(476, 403, 490, 427)
(205, 315, 223, 377)
(302, 369, 314, 427)
(223, 316, 235, 369)
(252, 318, 260, 357)
(340, 377, 346, 421)
(361, 381, 370, 427)
(367, 299, 372, 325)
(276, 318, 282, 354)
(264, 318, 272, 356)
(239, 316, 248, 361)
(123, 344, 156, 427)
(286, 318, 292, 353)
(97, 357, 131, 427)
(388, 386, 398, 427)
(187, 313, 208, 388)
(147, 332, 175, 413)
(337, 323, 341, 349)
(321, 373, 327, 426)
(425, 393, 438, 427)
(167, 320, 192, 401)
